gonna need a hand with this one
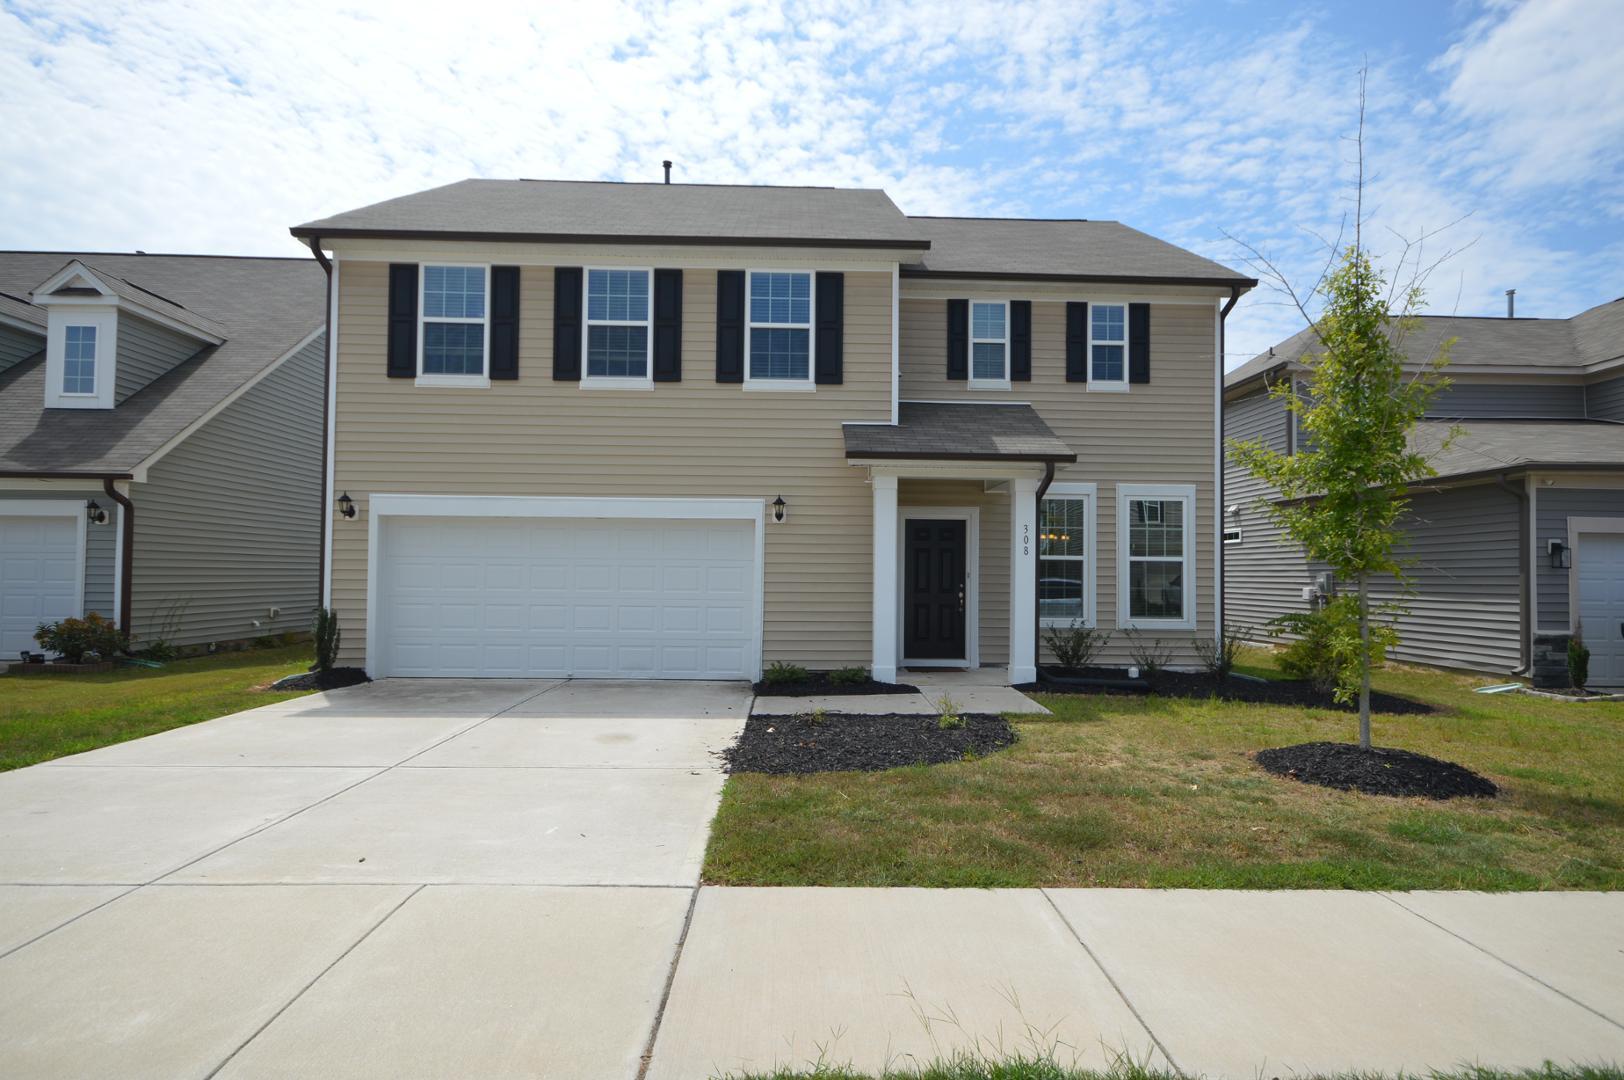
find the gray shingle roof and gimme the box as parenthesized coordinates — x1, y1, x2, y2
(0, 290, 45, 330)
(293, 179, 928, 249)
(844, 402, 1076, 462)
(1412, 419, 1624, 482)
(903, 217, 1254, 285)
(41, 259, 230, 341)
(0, 252, 325, 475)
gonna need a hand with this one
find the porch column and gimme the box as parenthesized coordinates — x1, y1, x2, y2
(1009, 475, 1039, 684)
(871, 474, 899, 683)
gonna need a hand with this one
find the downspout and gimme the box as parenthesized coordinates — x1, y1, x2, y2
(1217, 285, 1242, 638)
(103, 478, 134, 637)
(1032, 460, 1056, 675)
(1494, 471, 1531, 674)
(307, 236, 333, 614)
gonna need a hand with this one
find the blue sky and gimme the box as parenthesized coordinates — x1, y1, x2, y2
(2, 0, 1620, 365)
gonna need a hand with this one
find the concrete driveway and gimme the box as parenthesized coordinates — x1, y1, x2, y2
(0, 678, 749, 1079)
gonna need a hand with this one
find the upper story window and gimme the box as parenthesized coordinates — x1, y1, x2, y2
(1090, 303, 1127, 388)
(970, 301, 1009, 386)
(747, 271, 813, 386)
(62, 325, 98, 395)
(585, 268, 651, 385)
(420, 265, 487, 384)
(1118, 484, 1196, 630)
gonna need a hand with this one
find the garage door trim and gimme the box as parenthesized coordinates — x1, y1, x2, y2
(365, 494, 766, 679)
(0, 499, 88, 653)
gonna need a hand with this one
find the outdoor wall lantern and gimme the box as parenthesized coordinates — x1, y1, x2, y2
(85, 500, 109, 525)
(771, 495, 787, 523)
(337, 492, 357, 520)
(1548, 539, 1570, 570)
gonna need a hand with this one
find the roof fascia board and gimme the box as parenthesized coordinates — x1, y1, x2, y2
(293, 226, 929, 251)
(901, 278, 1228, 305)
(900, 267, 1258, 289)
(846, 450, 1078, 464)
(0, 310, 45, 336)
(321, 238, 908, 272)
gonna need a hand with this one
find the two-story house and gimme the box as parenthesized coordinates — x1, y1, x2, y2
(1225, 297, 1624, 687)
(293, 178, 1254, 684)
(0, 252, 326, 660)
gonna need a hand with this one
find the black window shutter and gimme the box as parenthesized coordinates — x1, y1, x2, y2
(814, 272, 844, 385)
(1065, 301, 1088, 383)
(387, 264, 418, 378)
(946, 299, 968, 380)
(653, 269, 683, 383)
(489, 266, 520, 380)
(553, 267, 582, 381)
(1129, 302, 1151, 384)
(1010, 300, 1032, 381)
(716, 270, 745, 383)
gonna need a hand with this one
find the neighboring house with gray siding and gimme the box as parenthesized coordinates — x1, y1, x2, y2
(0, 252, 326, 661)
(1223, 295, 1624, 686)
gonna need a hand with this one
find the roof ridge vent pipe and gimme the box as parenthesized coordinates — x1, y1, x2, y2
(662, 160, 673, 184)
(1506, 288, 1516, 318)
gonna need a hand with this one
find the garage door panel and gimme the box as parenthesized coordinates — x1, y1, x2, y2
(1577, 532, 1624, 686)
(1, 515, 83, 659)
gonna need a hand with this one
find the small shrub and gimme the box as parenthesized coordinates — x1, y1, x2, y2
(313, 607, 342, 673)
(936, 694, 964, 729)
(33, 612, 127, 663)
(806, 707, 828, 727)
(1042, 622, 1109, 670)
(829, 666, 869, 686)
(1193, 623, 1250, 679)
(762, 660, 811, 686)
(1122, 628, 1173, 676)
(253, 635, 277, 650)
(1270, 595, 1397, 704)
(138, 639, 179, 662)
(1568, 634, 1590, 690)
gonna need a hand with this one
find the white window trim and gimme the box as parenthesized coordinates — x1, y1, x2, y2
(894, 505, 980, 668)
(416, 263, 491, 388)
(968, 299, 1011, 390)
(1039, 481, 1097, 629)
(1223, 527, 1244, 545)
(1087, 301, 1129, 393)
(44, 307, 117, 409)
(744, 269, 816, 390)
(1117, 483, 1197, 631)
(581, 266, 655, 389)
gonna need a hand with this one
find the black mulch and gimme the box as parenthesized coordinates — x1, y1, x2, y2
(271, 667, 372, 692)
(1256, 741, 1498, 800)
(723, 712, 1016, 774)
(752, 673, 920, 696)
(1019, 667, 1434, 715)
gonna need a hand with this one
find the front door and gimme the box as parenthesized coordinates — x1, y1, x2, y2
(904, 518, 967, 661)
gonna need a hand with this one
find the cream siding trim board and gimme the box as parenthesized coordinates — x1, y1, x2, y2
(322, 256, 341, 608)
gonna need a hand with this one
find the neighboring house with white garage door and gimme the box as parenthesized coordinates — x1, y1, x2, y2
(294, 177, 1254, 682)
(0, 252, 326, 660)
(1224, 295, 1624, 687)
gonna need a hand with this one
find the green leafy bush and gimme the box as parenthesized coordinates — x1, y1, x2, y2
(33, 613, 126, 663)
(313, 607, 342, 673)
(935, 694, 964, 730)
(762, 661, 811, 686)
(1042, 622, 1109, 670)
(1122, 629, 1173, 676)
(829, 666, 869, 686)
(1568, 634, 1590, 690)
(1271, 595, 1396, 703)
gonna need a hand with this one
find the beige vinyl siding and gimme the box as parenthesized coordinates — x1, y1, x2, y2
(0, 487, 115, 619)
(130, 333, 325, 647)
(331, 262, 893, 669)
(1223, 386, 1311, 631)
(115, 314, 204, 403)
(899, 480, 1011, 664)
(0, 324, 43, 376)
(900, 294, 1217, 667)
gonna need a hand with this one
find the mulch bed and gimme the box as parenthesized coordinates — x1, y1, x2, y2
(270, 667, 372, 692)
(752, 672, 920, 697)
(724, 712, 1016, 774)
(1020, 667, 1434, 715)
(1256, 741, 1498, 799)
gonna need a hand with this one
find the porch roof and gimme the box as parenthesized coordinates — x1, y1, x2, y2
(843, 402, 1077, 464)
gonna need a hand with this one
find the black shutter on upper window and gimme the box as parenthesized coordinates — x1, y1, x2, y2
(946, 299, 968, 380)
(553, 267, 582, 381)
(715, 270, 745, 383)
(1065, 301, 1088, 383)
(653, 269, 683, 383)
(386, 264, 418, 378)
(1010, 301, 1032, 381)
(814, 272, 844, 385)
(489, 266, 520, 380)
(1128, 302, 1151, 384)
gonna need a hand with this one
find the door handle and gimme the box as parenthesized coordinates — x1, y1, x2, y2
(958, 584, 966, 614)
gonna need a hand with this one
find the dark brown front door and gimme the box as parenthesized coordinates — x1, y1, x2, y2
(904, 519, 967, 660)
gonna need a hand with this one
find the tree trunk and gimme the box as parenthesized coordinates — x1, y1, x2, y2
(1357, 573, 1372, 749)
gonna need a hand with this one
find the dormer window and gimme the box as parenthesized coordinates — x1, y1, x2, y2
(62, 325, 98, 395)
(42, 308, 116, 409)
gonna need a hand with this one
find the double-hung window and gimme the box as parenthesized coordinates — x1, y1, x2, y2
(1118, 484, 1196, 629)
(1089, 303, 1127, 389)
(1039, 483, 1095, 626)
(746, 271, 813, 386)
(584, 268, 652, 385)
(970, 301, 1009, 386)
(420, 265, 488, 385)
(62, 325, 98, 395)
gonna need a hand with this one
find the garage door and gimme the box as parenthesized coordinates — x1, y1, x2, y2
(1577, 531, 1624, 687)
(379, 515, 757, 679)
(0, 514, 82, 659)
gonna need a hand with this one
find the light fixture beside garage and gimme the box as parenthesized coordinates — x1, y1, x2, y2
(1549, 539, 1571, 570)
(337, 492, 357, 520)
(85, 500, 109, 525)
(771, 495, 787, 524)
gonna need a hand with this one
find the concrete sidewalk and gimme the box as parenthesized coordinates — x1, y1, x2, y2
(751, 668, 1051, 718)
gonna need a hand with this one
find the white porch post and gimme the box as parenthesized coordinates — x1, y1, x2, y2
(871, 474, 899, 683)
(1009, 475, 1039, 684)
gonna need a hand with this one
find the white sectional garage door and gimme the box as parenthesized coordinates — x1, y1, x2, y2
(378, 515, 757, 679)
(0, 514, 82, 660)
(1577, 531, 1624, 688)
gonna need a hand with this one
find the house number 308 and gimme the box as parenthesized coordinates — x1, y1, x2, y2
(1022, 524, 1030, 557)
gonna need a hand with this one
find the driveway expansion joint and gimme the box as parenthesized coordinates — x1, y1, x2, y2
(637, 885, 702, 1080)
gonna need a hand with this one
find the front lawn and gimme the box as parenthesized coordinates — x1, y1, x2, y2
(705, 656, 1624, 890)
(0, 645, 315, 770)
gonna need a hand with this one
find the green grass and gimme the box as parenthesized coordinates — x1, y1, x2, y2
(735, 1062, 1623, 1080)
(705, 654, 1624, 890)
(0, 645, 316, 770)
